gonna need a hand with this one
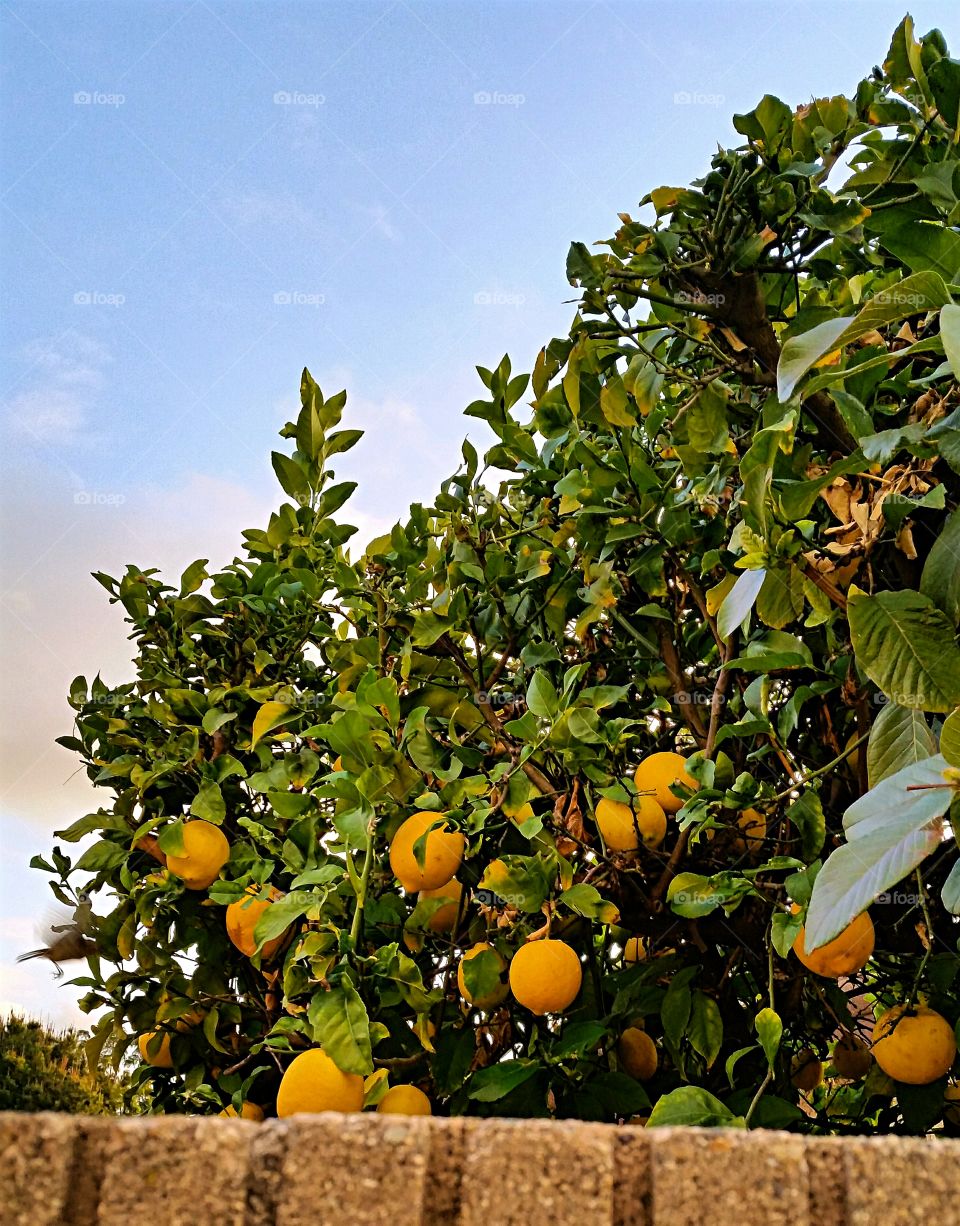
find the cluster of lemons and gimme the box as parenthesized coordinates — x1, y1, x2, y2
(138, 750, 959, 1119)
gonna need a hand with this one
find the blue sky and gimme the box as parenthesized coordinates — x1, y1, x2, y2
(2, 0, 958, 1025)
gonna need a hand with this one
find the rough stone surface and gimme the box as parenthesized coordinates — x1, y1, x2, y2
(1, 1111, 77, 1226)
(93, 1116, 252, 1226)
(612, 1126, 652, 1226)
(422, 1115, 465, 1225)
(270, 1114, 431, 1226)
(6, 1112, 960, 1225)
(459, 1118, 614, 1226)
(649, 1128, 810, 1226)
(804, 1137, 848, 1226)
(845, 1135, 960, 1226)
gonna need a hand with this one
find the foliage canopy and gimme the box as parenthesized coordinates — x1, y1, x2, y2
(35, 17, 960, 1133)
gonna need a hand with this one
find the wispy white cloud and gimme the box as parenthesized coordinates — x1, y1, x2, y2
(5, 330, 112, 445)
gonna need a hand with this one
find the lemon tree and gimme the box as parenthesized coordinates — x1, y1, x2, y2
(35, 18, 960, 1133)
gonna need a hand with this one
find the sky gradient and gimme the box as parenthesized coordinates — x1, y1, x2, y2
(2, 0, 958, 1025)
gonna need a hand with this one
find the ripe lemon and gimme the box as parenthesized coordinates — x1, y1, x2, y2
(791, 1049, 823, 1092)
(944, 1084, 960, 1125)
(633, 752, 697, 814)
(165, 820, 230, 890)
(595, 796, 666, 852)
(419, 879, 463, 933)
(377, 1085, 432, 1115)
(618, 1027, 658, 1081)
(509, 939, 582, 1015)
(332, 756, 343, 772)
(872, 1005, 957, 1085)
(226, 885, 287, 959)
(457, 942, 509, 1010)
(623, 936, 649, 963)
(219, 1101, 264, 1121)
(276, 1049, 364, 1116)
(792, 908, 874, 978)
(138, 1031, 174, 1069)
(389, 812, 464, 891)
(831, 1032, 872, 1080)
(731, 808, 766, 856)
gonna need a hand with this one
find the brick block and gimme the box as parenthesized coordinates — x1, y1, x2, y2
(0, 1111, 77, 1226)
(844, 1136, 960, 1226)
(94, 1117, 252, 1226)
(459, 1118, 614, 1226)
(269, 1114, 431, 1226)
(648, 1128, 809, 1226)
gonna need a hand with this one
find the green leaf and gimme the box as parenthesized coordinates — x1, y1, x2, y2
(252, 893, 311, 948)
(180, 558, 209, 594)
(468, 1060, 540, 1102)
(647, 1085, 741, 1128)
(941, 709, 960, 768)
(190, 782, 225, 824)
(786, 791, 825, 860)
(771, 909, 802, 958)
(74, 840, 128, 872)
(271, 451, 311, 503)
(307, 981, 373, 1076)
(920, 508, 960, 627)
(688, 991, 723, 1068)
(251, 700, 292, 748)
(756, 565, 803, 630)
(877, 223, 960, 282)
(461, 947, 505, 1003)
(867, 701, 936, 787)
(777, 273, 951, 400)
(805, 757, 952, 949)
(937, 305, 960, 379)
(717, 569, 766, 641)
(942, 858, 960, 916)
(754, 1007, 782, 1070)
(600, 376, 637, 427)
(156, 821, 186, 856)
(526, 671, 559, 719)
(847, 586, 960, 713)
(558, 883, 620, 925)
(686, 382, 728, 454)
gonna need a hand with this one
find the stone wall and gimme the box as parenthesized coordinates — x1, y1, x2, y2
(4, 1112, 959, 1226)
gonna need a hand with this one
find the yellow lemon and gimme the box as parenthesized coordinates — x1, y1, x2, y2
(165, 820, 230, 890)
(872, 1005, 957, 1085)
(792, 909, 874, 978)
(389, 812, 464, 892)
(138, 1031, 174, 1069)
(618, 1027, 658, 1081)
(509, 939, 582, 1015)
(457, 942, 509, 1010)
(276, 1049, 364, 1116)
(595, 796, 666, 852)
(225, 885, 287, 959)
(731, 808, 767, 856)
(791, 1049, 823, 1092)
(944, 1084, 960, 1125)
(218, 1101, 264, 1121)
(633, 752, 697, 814)
(623, 936, 649, 963)
(831, 1032, 872, 1081)
(376, 1085, 433, 1115)
(418, 879, 464, 934)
